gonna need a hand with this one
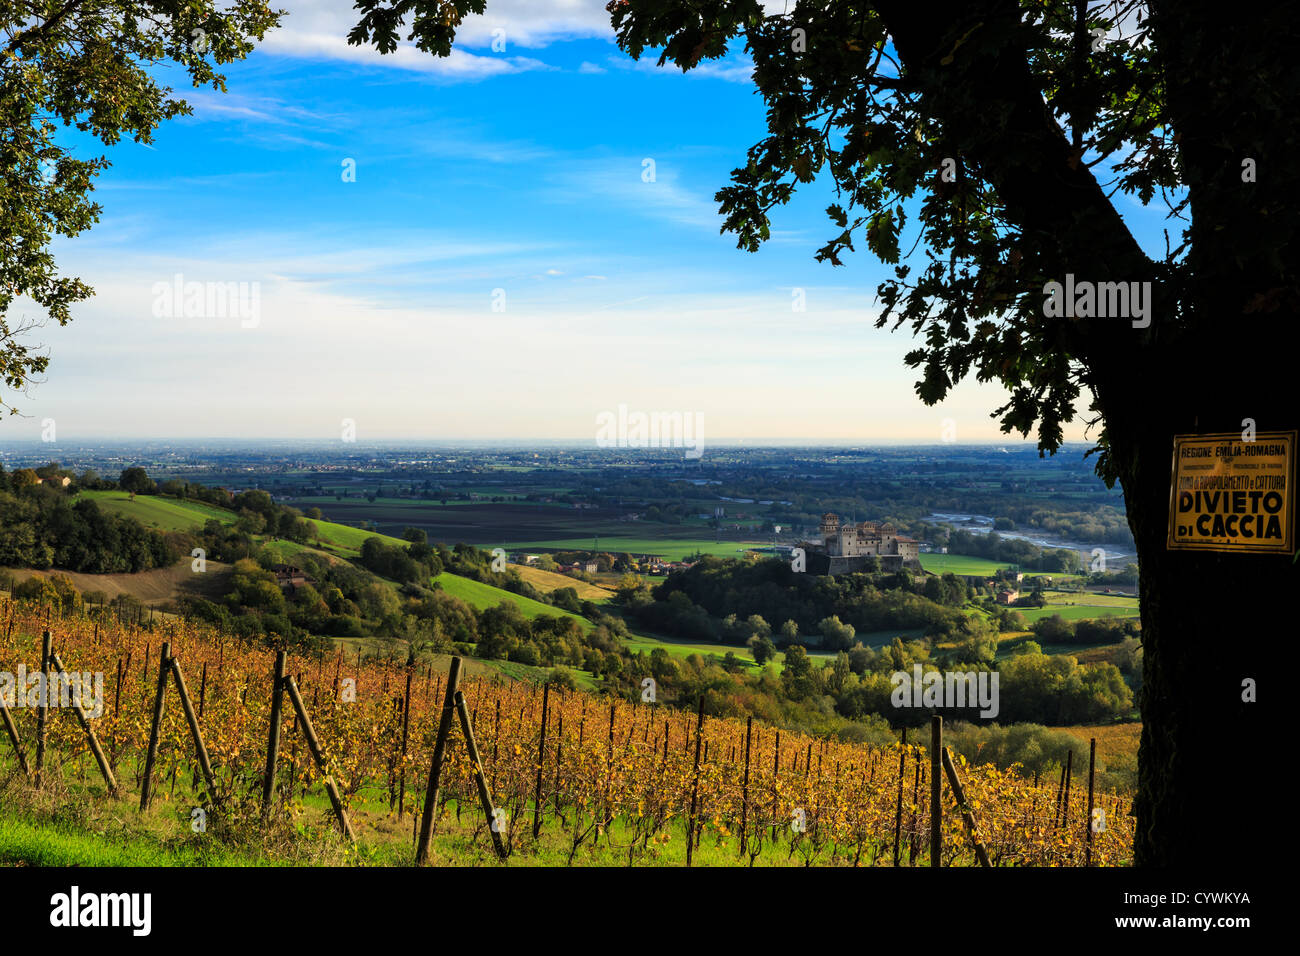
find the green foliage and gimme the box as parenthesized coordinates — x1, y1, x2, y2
(0, 482, 176, 572)
(13, 573, 83, 615)
(118, 467, 155, 495)
(639, 556, 962, 642)
(817, 614, 856, 650)
(746, 633, 776, 665)
(1, 0, 282, 412)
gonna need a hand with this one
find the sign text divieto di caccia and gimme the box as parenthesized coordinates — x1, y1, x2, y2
(1167, 430, 1295, 554)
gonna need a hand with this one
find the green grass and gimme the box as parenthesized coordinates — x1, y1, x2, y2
(0, 789, 891, 868)
(0, 813, 269, 866)
(1046, 591, 1139, 607)
(502, 537, 768, 562)
(622, 633, 761, 663)
(1011, 589, 1141, 622)
(917, 553, 1011, 576)
(996, 635, 1128, 659)
(431, 573, 592, 630)
(307, 520, 409, 557)
(78, 490, 235, 531)
(1017, 604, 1138, 622)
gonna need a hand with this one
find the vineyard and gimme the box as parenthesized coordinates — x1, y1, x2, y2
(0, 596, 1134, 866)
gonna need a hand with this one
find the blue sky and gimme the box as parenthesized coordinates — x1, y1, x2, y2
(4, 0, 1172, 444)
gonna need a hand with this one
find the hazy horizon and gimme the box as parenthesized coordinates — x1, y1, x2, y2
(0, 435, 1092, 448)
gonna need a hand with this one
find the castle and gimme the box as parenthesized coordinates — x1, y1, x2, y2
(802, 513, 921, 574)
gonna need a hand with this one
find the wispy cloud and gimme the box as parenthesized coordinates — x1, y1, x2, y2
(548, 158, 726, 230)
(605, 52, 756, 84)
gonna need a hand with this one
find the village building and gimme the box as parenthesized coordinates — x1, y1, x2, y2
(271, 564, 314, 592)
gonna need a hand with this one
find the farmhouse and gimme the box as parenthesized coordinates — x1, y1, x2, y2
(800, 514, 921, 574)
(271, 564, 314, 592)
(996, 589, 1020, 605)
(41, 476, 72, 488)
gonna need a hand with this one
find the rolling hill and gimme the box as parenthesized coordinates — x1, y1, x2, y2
(431, 572, 592, 630)
(77, 490, 411, 558)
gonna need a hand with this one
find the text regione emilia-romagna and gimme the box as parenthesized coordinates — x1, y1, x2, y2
(1167, 431, 1295, 553)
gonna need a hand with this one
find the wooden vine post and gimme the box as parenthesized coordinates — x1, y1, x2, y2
(686, 695, 705, 868)
(893, 727, 907, 866)
(454, 690, 508, 860)
(416, 656, 461, 864)
(140, 641, 171, 811)
(47, 650, 118, 796)
(398, 657, 413, 817)
(930, 715, 942, 867)
(168, 655, 219, 807)
(533, 681, 549, 839)
(34, 630, 51, 787)
(0, 679, 30, 778)
(283, 675, 355, 842)
(1085, 737, 1097, 866)
(941, 747, 991, 867)
(738, 715, 752, 857)
(261, 650, 286, 818)
(1062, 749, 1074, 827)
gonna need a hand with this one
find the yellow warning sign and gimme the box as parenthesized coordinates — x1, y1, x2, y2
(1168, 430, 1295, 553)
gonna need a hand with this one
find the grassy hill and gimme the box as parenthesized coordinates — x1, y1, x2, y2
(77, 490, 410, 559)
(78, 490, 234, 530)
(431, 572, 592, 630)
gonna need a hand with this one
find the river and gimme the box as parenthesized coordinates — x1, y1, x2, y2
(925, 512, 1136, 564)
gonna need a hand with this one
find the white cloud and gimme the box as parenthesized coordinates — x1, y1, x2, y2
(262, 27, 549, 78)
(259, 2, 761, 79)
(257, 0, 617, 77)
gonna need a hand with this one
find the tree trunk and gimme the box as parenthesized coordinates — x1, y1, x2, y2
(1103, 1, 1298, 867)
(875, 0, 1296, 866)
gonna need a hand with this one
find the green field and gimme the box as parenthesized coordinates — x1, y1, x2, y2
(1018, 604, 1138, 622)
(308, 519, 409, 557)
(79, 490, 235, 530)
(431, 573, 591, 630)
(917, 553, 1012, 575)
(1049, 591, 1139, 607)
(1014, 589, 1141, 622)
(502, 537, 767, 562)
